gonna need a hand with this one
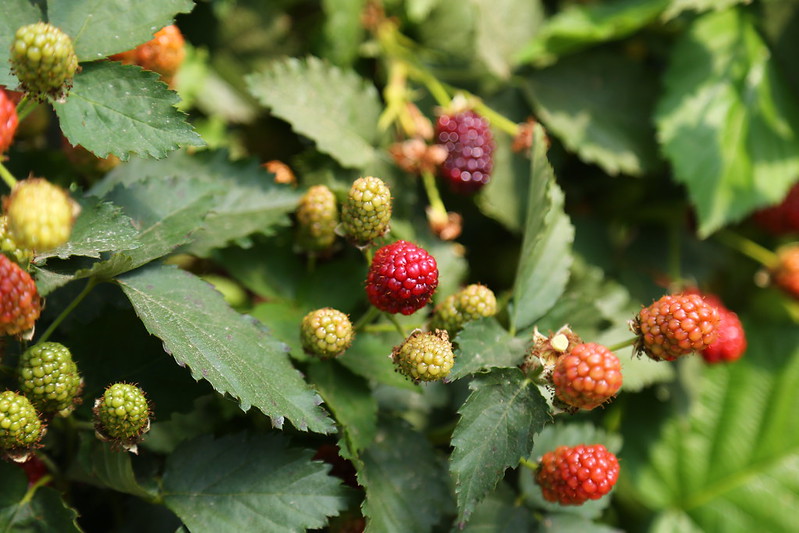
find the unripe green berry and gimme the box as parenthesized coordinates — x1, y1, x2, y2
(431, 284, 497, 334)
(0, 216, 33, 266)
(296, 185, 338, 252)
(392, 329, 454, 383)
(94, 383, 151, 443)
(300, 308, 354, 358)
(0, 391, 44, 454)
(341, 176, 392, 244)
(10, 22, 79, 100)
(18, 342, 82, 416)
(5, 177, 79, 252)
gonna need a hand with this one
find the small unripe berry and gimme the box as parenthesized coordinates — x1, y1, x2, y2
(392, 329, 454, 383)
(93, 383, 151, 452)
(10, 22, 79, 99)
(0, 390, 45, 459)
(296, 185, 338, 253)
(431, 284, 497, 334)
(17, 342, 83, 416)
(5, 177, 79, 252)
(341, 176, 392, 244)
(300, 308, 354, 359)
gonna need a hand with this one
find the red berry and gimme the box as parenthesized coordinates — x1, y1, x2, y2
(553, 343, 622, 410)
(0, 254, 41, 336)
(111, 24, 185, 86)
(0, 88, 18, 153)
(18, 454, 49, 487)
(536, 444, 620, 506)
(752, 183, 799, 235)
(435, 110, 495, 194)
(684, 292, 747, 364)
(365, 240, 438, 315)
(773, 245, 799, 300)
(633, 293, 720, 361)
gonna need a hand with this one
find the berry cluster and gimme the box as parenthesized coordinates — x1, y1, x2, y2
(535, 444, 620, 505)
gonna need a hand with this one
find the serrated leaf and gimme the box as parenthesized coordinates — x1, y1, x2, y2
(162, 433, 349, 532)
(472, 0, 543, 78)
(515, 0, 669, 66)
(511, 124, 574, 333)
(450, 318, 527, 381)
(76, 436, 155, 500)
(47, 0, 194, 60)
(246, 56, 381, 169)
(54, 62, 203, 161)
(359, 418, 451, 532)
(663, 0, 750, 21)
(0, 0, 41, 87)
(0, 461, 80, 532)
(36, 195, 139, 261)
(527, 50, 659, 176)
(656, 9, 799, 236)
(451, 368, 550, 525)
(308, 361, 378, 455)
(631, 322, 799, 531)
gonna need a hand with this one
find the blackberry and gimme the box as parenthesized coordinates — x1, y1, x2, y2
(300, 308, 354, 359)
(430, 284, 497, 334)
(435, 110, 495, 194)
(10, 22, 78, 99)
(296, 185, 338, 253)
(392, 329, 454, 383)
(365, 240, 438, 315)
(341, 176, 392, 244)
(536, 444, 620, 506)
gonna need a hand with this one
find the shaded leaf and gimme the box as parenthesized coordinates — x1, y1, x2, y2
(462, 483, 537, 532)
(478, 132, 531, 233)
(54, 62, 203, 161)
(663, 0, 750, 21)
(0, 461, 80, 532)
(0, 0, 41, 87)
(118, 264, 335, 433)
(162, 433, 349, 532)
(472, 0, 544, 79)
(451, 368, 550, 525)
(47, 0, 194, 60)
(75, 436, 155, 500)
(338, 330, 418, 391)
(450, 318, 527, 381)
(321, 0, 367, 66)
(246, 56, 381, 169)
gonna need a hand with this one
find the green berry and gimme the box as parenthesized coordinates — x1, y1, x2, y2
(392, 329, 454, 383)
(17, 342, 82, 417)
(6, 177, 79, 252)
(296, 185, 338, 252)
(431, 284, 497, 334)
(93, 383, 151, 442)
(300, 308, 354, 358)
(10, 22, 79, 100)
(341, 176, 392, 244)
(0, 216, 33, 266)
(0, 391, 44, 453)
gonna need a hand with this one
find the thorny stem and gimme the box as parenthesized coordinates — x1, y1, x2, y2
(15, 95, 38, 123)
(0, 161, 18, 189)
(38, 278, 99, 344)
(518, 457, 539, 472)
(607, 336, 637, 352)
(715, 229, 779, 269)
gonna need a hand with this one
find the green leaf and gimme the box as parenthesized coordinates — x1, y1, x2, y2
(472, 0, 544, 78)
(359, 418, 452, 532)
(511, 124, 574, 333)
(307, 361, 378, 455)
(0, 462, 80, 532)
(47, 0, 194, 60)
(663, 0, 750, 21)
(515, 0, 669, 66)
(76, 436, 155, 500)
(92, 150, 301, 257)
(450, 318, 527, 381)
(478, 132, 531, 233)
(250, 301, 310, 360)
(35, 195, 140, 261)
(246, 56, 381, 169)
(54, 62, 204, 161)
(0, 0, 41, 87)
(338, 330, 418, 391)
(450, 368, 550, 525)
(527, 50, 659, 176)
(162, 433, 350, 532)
(321, 0, 367, 66)
(118, 264, 335, 434)
(462, 483, 537, 532)
(630, 322, 799, 531)
(540, 514, 623, 533)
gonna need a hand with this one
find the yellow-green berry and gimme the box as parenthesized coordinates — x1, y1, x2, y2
(0, 391, 45, 456)
(300, 308, 354, 359)
(10, 22, 79, 100)
(296, 185, 338, 253)
(93, 383, 151, 447)
(6, 177, 79, 252)
(17, 342, 82, 417)
(431, 284, 497, 334)
(341, 176, 392, 244)
(0, 216, 33, 266)
(392, 329, 454, 383)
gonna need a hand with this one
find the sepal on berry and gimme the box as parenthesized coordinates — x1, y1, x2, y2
(520, 325, 583, 381)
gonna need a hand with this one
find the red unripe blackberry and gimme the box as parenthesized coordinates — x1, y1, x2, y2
(752, 183, 799, 235)
(773, 245, 799, 300)
(536, 444, 620, 506)
(633, 293, 720, 361)
(365, 240, 438, 315)
(435, 110, 495, 194)
(0, 88, 18, 153)
(553, 343, 622, 410)
(0, 254, 41, 336)
(392, 329, 454, 382)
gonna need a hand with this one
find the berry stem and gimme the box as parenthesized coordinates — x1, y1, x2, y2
(20, 474, 53, 504)
(362, 246, 374, 266)
(470, 99, 520, 137)
(421, 169, 448, 226)
(15, 94, 37, 123)
(384, 312, 408, 338)
(518, 457, 539, 472)
(363, 322, 422, 333)
(0, 162, 18, 189)
(406, 63, 452, 108)
(607, 336, 637, 352)
(38, 277, 99, 344)
(353, 305, 381, 331)
(715, 229, 779, 268)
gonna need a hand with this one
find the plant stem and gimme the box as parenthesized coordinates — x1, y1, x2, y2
(715, 229, 779, 268)
(470, 99, 520, 137)
(405, 63, 451, 108)
(518, 457, 538, 472)
(15, 95, 38, 123)
(354, 305, 381, 331)
(363, 322, 422, 333)
(385, 312, 408, 338)
(607, 336, 637, 352)
(0, 162, 18, 189)
(38, 278, 98, 343)
(361, 245, 374, 266)
(20, 474, 54, 504)
(421, 169, 447, 220)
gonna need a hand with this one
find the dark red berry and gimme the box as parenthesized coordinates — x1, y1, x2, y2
(365, 240, 438, 315)
(752, 183, 799, 235)
(536, 444, 620, 506)
(435, 110, 495, 194)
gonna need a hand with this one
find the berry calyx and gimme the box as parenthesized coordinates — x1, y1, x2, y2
(341, 176, 392, 245)
(553, 343, 622, 410)
(535, 444, 620, 506)
(5, 177, 79, 252)
(435, 110, 495, 194)
(300, 308, 354, 359)
(520, 325, 583, 381)
(632, 293, 720, 361)
(0, 254, 41, 336)
(93, 383, 151, 452)
(772, 244, 799, 300)
(296, 185, 339, 253)
(17, 342, 83, 417)
(430, 283, 497, 335)
(0, 390, 45, 461)
(110, 24, 186, 86)
(366, 240, 438, 315)
(0, 87, 18, 153)
(10, 22, 79, 100)
(392, 329, 454, 382)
